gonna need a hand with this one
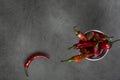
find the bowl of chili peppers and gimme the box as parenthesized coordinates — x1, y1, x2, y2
(61, 27, 120, 62)
(84, 30, 110, 61)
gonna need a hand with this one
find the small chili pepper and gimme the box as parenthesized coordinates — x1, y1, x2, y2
(100, 39, 120, 50)
(24, 53, 49, 77)
(93, 32, 100, 41)
(73, 26, 88, 41)
(94, 43, 100, 54)
(61, 52, 93, 62)
(93, 32, 113, 42)
(86, 32, 95, 40)
(99, 34, 113, 41)
(68, 41, 95, 50)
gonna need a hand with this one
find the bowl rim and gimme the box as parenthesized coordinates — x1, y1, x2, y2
(84, 30, 109, 61)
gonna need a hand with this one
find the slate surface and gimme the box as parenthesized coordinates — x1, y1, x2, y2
(0, 0, 120, 80)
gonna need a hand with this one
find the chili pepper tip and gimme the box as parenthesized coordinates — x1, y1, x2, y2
(24, 67, 29, 77)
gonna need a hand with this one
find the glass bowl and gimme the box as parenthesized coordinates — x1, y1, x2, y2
(84, 30, 109, 61)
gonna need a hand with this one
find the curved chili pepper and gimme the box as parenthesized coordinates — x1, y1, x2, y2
(24, 53, 49, 77)
(100, 39, 120, 50)
(68, 41, 95, 50)
(61, 51, 93, 62)
(73, 27, 88, 41)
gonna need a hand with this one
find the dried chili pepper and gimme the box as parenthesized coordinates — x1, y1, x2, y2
(73, 27, 88, 41)
(61, 51, 93, 62)
(68, 41, 95, 50)
(100, 39, 120, 50)
(24, 53, 49, 77)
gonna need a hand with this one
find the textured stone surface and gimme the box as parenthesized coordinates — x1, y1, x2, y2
(0, 0, 120, 80)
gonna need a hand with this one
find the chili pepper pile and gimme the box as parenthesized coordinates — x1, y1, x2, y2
(61, 27, 120, 62)
(24, 27, 120, 77)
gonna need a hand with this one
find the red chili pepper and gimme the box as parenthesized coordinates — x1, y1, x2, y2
(61, 51, 93, 62)
(93, 32, 100, 41)
(100, 40, 111, 50)
(74, 27, 88, 41)
(94, 43, 100, 55)
(68, 41, 95, 50)
(24, 53, 49, 77)
(86, 32, 95, 40)
(92, 32, 113, 42)
(100, 39, 120, 50)
(99, 34, 113, 41)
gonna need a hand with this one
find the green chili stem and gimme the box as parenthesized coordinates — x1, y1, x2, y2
(105, 35, 114, 38)
(87, 33, 92, 40)
(111, 39, 120, 44)
(73, 26, 79, 35)
(24, 67, 29, 77)
(105, 36, 114, 40)
(68, 45, 76, 50)
(95, 43, 99, 49)
(61, 59, 74, 62)
(82, 49, 88, 53)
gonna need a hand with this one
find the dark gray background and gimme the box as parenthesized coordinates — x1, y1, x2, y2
(0, 0, 120, 80)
